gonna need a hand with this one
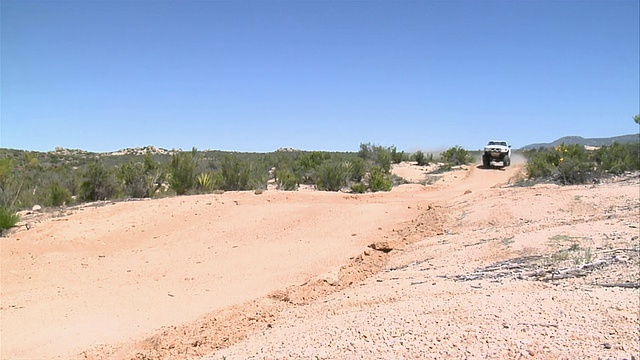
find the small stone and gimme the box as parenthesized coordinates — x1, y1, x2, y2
(603, 342, 612, 349)
(32, 205, 42, 212)
(368, 241, 394, 253)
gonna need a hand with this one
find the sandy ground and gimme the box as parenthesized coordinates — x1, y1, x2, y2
(1, 160, 638, 359)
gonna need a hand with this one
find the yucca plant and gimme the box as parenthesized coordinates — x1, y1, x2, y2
(196, 172, 215, 193)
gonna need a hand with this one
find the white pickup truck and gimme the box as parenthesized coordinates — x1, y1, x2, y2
(482, 141, 511, 167)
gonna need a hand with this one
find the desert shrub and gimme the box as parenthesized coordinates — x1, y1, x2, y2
(358, 143, 395, 173)
(525, 155, 555, 179)
(347, 158, 367, 183)
(0, 153, 40, 209)
(413, 150, 425, 166)
(142, 152, 166, 196)
(276, 169, 299, 191)
(526, 144, 597, 184)
(0, 206, 19, 233)
(116, 154, 166, 198)
(297, 151, 328, 172)
(220, 156, 251, 191)
(555, 145, 592, 184)
(440, 146, 472, 166)
(357, 143, 373, 161)
(350, 182, 367, 193)
(168, 150, 198, 195)
(375, 147, 392, 173)
(316, 161, 350, 191)
(118, 161, 148, 198)
(79, 161, 118, 201)
(0, 158, 16, 207)
(390, 146, 405, 164)
(47, 182, 72, 206)
(368, 166, 392, 192)
(248, 164, 269, 191)
(594, 142, 640, 174)
(413, 150, 433, 166)
(295, 151, 329, 184)
(358, 143, 396, 173)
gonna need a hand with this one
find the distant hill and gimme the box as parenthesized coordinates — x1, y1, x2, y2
(520, 134, 639, 150)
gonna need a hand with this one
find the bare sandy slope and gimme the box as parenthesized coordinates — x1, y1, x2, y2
(1, 185, 428, 359)
(1, 162, 638, 359)
(210, 170, 639, 360)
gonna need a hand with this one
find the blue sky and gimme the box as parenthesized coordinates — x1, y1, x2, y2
(2, 1, 638, 153)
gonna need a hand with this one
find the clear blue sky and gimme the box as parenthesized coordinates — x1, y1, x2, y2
(2, 1, 639, 153)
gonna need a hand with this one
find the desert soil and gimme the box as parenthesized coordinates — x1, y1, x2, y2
(1, 161, 638, 360)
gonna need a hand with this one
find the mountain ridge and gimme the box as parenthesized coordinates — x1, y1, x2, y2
(520, 133, 638, 150)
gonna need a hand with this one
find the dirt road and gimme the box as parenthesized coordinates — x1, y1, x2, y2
(2, 162, 638, 359)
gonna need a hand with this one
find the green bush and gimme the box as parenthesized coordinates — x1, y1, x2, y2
(79, 161, 118, 201)
(0, 153, 40, 209)
(0, 206, 19, 233)
(595, 142, 640, 174)
(350, 182, 367, 193)
(525, 144, 604, 184)
(357, 143, 373, 161)
(47, 182, 72, 206)
(374, 146, 392, 173)
(368, 166, 392, 192)
(390, 146, 405, 164)
(297, 151, 328, 172)
(248, 164, 269, 191)
(440, 146, 472, 166)
(413, 150, 425, 166)
(316, 161, 350, 191)
(123, 153, 165, 198)
(168, 150, 198, 195)
(555, 145, 592, 184)
(143, 152, 166, 197)
(525, 155, 555, 179)
(118, 161, 148, 198)
(358, 143, 392, 173)
(220, 156, 251, 191)
(413, 150, 433, 166)
(276, 169, 299, 191)
(0, 158, 15, 207)
(347, 158, 366, 183)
